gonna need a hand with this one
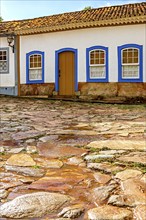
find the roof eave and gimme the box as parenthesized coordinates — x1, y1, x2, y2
(1, 15, 146, 36)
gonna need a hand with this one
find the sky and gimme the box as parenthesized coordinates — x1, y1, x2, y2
(0, 0, 145, 21)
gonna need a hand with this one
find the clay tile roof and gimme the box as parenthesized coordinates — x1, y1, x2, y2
(0, 2, 146, 35)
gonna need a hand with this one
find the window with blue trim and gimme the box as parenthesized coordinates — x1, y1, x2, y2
(86, 46, 108, 82)
(0, 48, 9, 74)
(26, 51, 44, 84)
(118, 44, 143, 82)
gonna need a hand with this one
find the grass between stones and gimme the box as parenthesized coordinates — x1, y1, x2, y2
(116, 104, 146, 110)
(33, 165, 41, 169)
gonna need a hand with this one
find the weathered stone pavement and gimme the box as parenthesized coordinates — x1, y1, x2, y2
(0, 96, 145, 219)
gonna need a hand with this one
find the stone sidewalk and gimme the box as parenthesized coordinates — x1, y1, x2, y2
(0, 96, 145, 219)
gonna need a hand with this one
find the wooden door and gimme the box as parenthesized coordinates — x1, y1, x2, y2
(59, 51, 75, 96)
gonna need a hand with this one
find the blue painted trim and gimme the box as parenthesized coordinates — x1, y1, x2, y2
(26, 50, 44, 84)
(0, 87, 16, 95)
(0, 47, 9, 74)
(118, 44, 143, 82)
(86, 46, 109, 82)
(14, 36, 18, 96)
(55, 47, 78, 92)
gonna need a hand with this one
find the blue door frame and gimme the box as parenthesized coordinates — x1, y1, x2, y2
(55, 48, 78, 92)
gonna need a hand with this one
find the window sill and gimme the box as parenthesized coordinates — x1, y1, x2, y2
(26, 80, 44, 84)
(87, 78, 108, 82)
(118, 78, 143, 83)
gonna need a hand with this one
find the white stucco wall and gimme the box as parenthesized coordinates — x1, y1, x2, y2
(0, 37, 15, 87)
(19, 24, 145, 84)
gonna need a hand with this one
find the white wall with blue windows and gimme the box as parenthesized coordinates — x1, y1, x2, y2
(0, 37, 15, 87)
(19, 23, 146, 85)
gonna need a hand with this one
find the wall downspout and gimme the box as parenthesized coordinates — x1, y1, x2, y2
(143, 24, 146, 82)
(15, 35, 20, 96)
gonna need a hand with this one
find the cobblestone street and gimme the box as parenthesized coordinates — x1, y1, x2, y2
(0, 96, 145, 219)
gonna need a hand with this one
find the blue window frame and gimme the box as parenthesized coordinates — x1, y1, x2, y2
(0, 47, 9, 74)
(26, 51, 44, 84)
(86, 46, 108, 82)
(118, 44, 143, 82)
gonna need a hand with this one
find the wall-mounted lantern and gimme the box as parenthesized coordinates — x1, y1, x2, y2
(7, 35, 14, 53)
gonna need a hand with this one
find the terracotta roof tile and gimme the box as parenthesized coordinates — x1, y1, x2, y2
(0, 2, 146, 35)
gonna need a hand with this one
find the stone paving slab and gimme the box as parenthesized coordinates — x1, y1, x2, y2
(0, 96, 146, 220)
(87, 140, 146, 151)
(118, 152, 146, 165)
(37, 142, 87, 158)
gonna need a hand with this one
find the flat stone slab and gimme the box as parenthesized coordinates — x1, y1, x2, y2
(29, 174, 86, 192)
(88, 205, 133, 220)
(93, 172, 111, 184)
(6, 154, 36, 167)
(29, 178, 72, 192)
(108, 194, 142, 207)
(118, 152, 146, 165)
(58, 204, 85, 218)
(36, 158, 63, 169)
(7, 147, 25, 154)
(115, 169, 142, 181)
(121, 178, 146, 205)
(66, 157, 84, 166)
(37, 142, 87, 158)
(5, 165, 45, 177)
(0, 140, 18, 148)
(39, 135, 59, 142)
(92, 184, 117, 204)
(88, 162, 124, 173)
(0, 181, 23, 190)
(84, 154, 114, 162)
(0, 192, 71, 219)
(87, 140, 145, 151)
(12, 130, 45, 140)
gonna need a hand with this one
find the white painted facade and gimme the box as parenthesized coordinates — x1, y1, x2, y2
(0, 37, 15, 87)
(20, 24, 146, 84)
(0, 23, 146, 91)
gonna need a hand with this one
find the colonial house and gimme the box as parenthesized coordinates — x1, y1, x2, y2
(0, 2, 146, 101)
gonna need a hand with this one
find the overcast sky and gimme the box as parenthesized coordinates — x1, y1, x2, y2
(1, 0, 145, 21)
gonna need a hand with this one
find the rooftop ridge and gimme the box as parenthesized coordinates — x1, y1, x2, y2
(0, 2, 146, 35)
(2, 1, 146, 23)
